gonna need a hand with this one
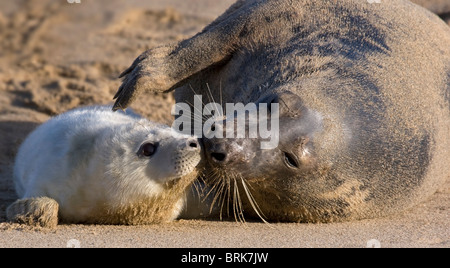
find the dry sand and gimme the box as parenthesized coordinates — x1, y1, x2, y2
(0, 0, 449, 248)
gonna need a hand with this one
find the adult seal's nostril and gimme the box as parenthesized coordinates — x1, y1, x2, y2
(203, 138, 230, 165)
(211, 152, 227, 163)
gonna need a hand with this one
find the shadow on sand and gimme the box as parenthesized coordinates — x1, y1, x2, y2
(0, 120, 40, 222)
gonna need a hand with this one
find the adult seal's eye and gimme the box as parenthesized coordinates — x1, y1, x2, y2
(138, 143, 157, 157)
(284, 152, 299, 169)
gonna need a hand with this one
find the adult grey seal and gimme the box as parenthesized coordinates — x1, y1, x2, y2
(113, 0, 450, 222)
(7, 106, 201, 227)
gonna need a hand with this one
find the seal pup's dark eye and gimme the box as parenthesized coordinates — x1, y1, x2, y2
(138, 143, 157, 157)
(284, 152, 299, 169)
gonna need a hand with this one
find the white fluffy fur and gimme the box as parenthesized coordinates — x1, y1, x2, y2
(11, 106, 200, 224)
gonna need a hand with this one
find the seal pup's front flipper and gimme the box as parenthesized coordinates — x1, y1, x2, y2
(6, 197, 59, 228)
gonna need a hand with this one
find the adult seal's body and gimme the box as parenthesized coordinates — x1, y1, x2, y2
(7, 106, 201, 227)
(113, 0, 450, 222)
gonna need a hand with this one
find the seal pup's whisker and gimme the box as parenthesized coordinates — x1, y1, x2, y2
(190, 174, 205, 202)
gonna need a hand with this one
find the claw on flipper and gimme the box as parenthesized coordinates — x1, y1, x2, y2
(113, 69, 138, 111)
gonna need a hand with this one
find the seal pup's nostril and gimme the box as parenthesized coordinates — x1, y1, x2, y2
(187, 139, 200, 150)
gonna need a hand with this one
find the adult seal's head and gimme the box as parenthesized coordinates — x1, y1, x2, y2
(114, 0, 450, 222)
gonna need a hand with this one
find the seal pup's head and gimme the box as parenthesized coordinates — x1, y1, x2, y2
(123, 121, 201, 183)
(98, 119, 203, 224)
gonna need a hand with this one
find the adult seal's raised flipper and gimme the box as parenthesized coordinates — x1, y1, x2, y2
(115, 0, 450, 222)
(113, 0, 276, 110)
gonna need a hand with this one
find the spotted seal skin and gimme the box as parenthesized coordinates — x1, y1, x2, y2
(7, 106, 201, 227)
(114, 0, 450, 222)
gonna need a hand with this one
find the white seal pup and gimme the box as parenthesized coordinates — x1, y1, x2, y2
(7, 106, 201, 227)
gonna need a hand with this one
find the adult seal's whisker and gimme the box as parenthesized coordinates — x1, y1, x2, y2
(240, 176, 270, 224)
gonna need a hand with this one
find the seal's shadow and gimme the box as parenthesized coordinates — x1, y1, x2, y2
(440, 11, 450, 23)
(0, 121, 40, 222)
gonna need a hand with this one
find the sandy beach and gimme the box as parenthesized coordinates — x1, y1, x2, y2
(0, 0, 449, 248)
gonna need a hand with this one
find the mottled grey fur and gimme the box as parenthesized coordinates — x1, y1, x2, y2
(115, 0, 450, 222)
